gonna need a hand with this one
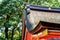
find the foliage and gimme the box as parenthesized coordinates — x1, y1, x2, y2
(0, 0, 23, 40)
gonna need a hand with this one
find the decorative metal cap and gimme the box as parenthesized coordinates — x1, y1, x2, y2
(24, 3, 30, 15)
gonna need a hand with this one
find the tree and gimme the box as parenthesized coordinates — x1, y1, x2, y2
(0, 0, 23, 40)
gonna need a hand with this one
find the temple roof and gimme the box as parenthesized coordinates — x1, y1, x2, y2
(24, 3, 60, 32)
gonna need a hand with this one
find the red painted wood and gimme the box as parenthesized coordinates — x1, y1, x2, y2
(25, 28, 60, 40)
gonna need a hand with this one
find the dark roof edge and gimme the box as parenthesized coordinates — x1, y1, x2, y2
(25, 3, 60, 12)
